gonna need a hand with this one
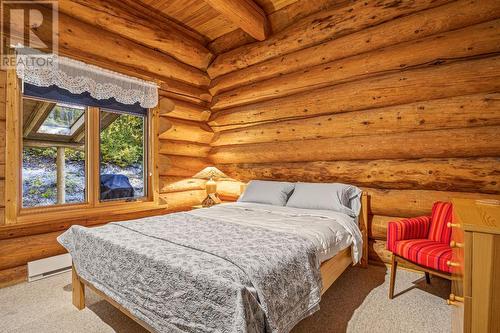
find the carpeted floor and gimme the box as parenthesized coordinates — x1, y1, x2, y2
(0, 265, 451, 333)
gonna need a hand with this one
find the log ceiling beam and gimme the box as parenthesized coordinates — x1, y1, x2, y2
(202, 0, 270, 41)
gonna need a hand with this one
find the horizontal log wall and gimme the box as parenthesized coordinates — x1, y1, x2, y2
(211, 93, 500, 145)
(1, 4, 210, 88)
(58, 0, 213, 70)
(211, 21, 500, 109)
(209, 57, 500, 130)
(0, 71, 5, 225)
(208, 0, 452, 77)
(157, 92, 213, 211)
(217, 158, 500, 194)
(209, 0, 500, 95)
(208, 0, 500, 265)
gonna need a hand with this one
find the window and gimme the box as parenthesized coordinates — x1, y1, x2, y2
(99, 109, 147, 201)
(22, 97, 87, 208)
(21, 89, 150, 210)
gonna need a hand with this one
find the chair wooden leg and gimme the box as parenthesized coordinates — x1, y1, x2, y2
(425, 272, 431, 284)
(389, 254, 398, 299)
(72, 265, 85, 310)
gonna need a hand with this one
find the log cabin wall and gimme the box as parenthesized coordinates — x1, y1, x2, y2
(207, 0, 500, 265)
(157, 91, 214, 210)
(0, 6, 213, 286)
(0, 71, 5, 225)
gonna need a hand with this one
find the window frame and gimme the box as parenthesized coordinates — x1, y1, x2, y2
(5, 73, 156, 224)
(93, 107, 151, 205)
(20, 95, 91, 211)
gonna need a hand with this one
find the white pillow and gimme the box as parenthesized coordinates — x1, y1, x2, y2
(238, 180, 295, 206)
(286, 182, 361, 216)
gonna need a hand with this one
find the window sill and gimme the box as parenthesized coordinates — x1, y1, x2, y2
(14, 200, 168, 226)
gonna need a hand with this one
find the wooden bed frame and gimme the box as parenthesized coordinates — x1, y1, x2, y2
(72, 192, 369, 331)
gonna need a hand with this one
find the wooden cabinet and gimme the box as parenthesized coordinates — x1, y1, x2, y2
(450, 199, 500, 333)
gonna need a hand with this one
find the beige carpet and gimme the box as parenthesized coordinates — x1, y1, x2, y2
(0, 265, 451, 333)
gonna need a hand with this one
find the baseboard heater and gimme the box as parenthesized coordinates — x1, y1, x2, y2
(27, 253, 72, 282)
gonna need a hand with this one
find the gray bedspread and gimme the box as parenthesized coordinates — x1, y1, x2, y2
(58, 211, 322, 333)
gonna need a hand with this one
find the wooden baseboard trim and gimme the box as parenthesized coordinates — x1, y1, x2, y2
(0, 265, 27, 288)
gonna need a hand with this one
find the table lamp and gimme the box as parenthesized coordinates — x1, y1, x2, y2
(193, 166, 228, 207)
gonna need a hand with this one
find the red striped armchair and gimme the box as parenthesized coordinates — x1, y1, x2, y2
(386, 202, 453, 299)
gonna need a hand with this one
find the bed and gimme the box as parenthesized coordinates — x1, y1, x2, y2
(60, 191, 368, 333)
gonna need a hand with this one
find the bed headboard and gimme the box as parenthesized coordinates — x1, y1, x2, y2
(359, 192, 369, 268)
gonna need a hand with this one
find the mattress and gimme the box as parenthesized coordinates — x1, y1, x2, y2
(59, 202, 363, 332)
(188, 202, 362, 263)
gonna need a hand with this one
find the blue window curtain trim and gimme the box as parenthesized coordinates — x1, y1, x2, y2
(23, 83, 148, 115)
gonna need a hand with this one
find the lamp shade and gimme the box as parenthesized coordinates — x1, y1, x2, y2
(193, 166, 228, 180)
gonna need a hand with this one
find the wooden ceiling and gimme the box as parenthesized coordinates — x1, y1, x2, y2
(137, 0, 300, 42)
(139, 0, 238, 41)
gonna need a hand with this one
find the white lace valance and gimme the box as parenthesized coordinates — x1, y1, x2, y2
(16, 50, 158, 108)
